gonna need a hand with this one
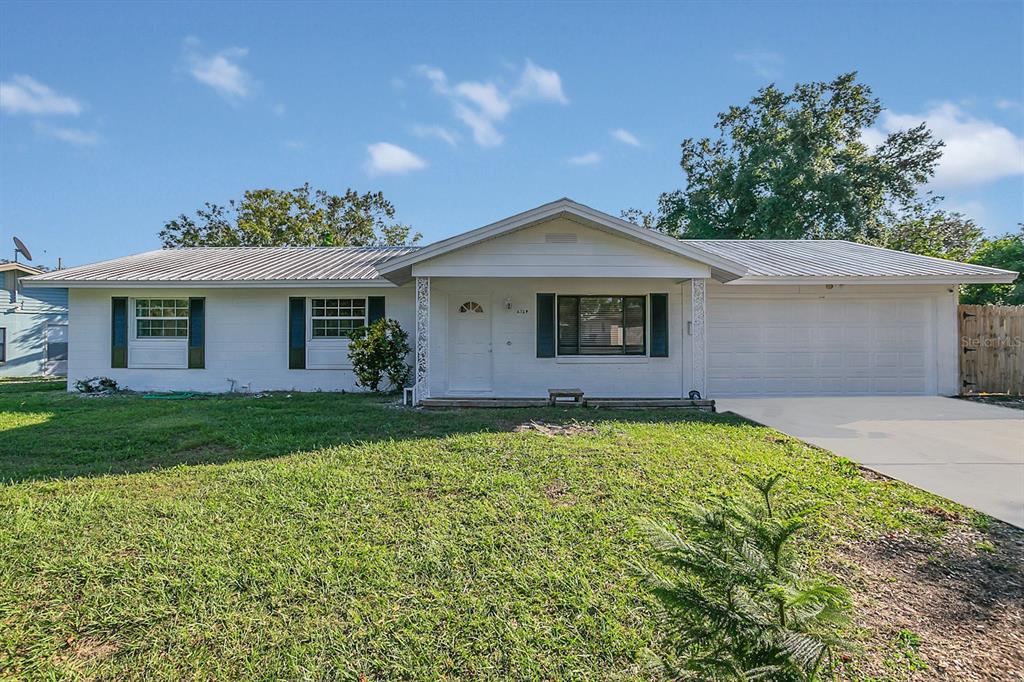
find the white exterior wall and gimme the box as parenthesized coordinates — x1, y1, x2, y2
(427, 277, 692, 398)
(65, 280, 960, 397)
(68, 286, 414, 393)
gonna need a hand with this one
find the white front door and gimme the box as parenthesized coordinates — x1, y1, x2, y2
(448, 296, 493, 393)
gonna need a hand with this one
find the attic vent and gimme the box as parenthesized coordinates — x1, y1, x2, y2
(545, 233, 577, 244)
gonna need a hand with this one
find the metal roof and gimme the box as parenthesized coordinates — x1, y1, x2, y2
(24, 246, 420, 285)
(683, 239, 1017, 283)
(22, 234, 1016, 288)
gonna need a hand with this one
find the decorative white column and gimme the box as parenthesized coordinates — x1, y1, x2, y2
(415, 276, 431, 402)
(691, 278, 707, 398)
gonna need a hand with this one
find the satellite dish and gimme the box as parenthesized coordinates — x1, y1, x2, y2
(13, 236, 32, 262)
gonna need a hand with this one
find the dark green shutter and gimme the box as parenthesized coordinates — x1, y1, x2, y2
(367, 296, 385, 325)
(188, 298, 205, 369)
(288, 297, 306, 369)
(536, 293, 555, 358)
(111, 297, 128, 368)
(650, 293, 669, 357)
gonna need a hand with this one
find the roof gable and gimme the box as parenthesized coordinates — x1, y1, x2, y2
(376, 198, 748, 284)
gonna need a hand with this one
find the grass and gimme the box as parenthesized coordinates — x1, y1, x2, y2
(0, 381, 971, 680)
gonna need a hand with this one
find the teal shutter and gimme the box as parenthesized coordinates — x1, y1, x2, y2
(650, 293, 669, 357)
(367, 296, 385, 325)
(536, 293, 555, 358)
(188, 298, 205, 369)
(111, 297, 128, 368)
(288, 297, 306, 369)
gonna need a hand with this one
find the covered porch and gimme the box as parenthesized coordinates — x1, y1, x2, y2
(407, 275, 711, 406)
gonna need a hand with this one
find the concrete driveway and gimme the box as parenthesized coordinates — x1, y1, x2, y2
(716, 396, 1024, 527)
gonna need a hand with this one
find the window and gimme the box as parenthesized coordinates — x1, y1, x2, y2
(557, 296, 645, 355)
(311, 298, 366, 337)
(135, 299, 188, 337)
(458, 301, 484, 313)
(0, 327, 6, 362)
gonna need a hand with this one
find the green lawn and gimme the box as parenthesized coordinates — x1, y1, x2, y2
(0, 381, 970, 680)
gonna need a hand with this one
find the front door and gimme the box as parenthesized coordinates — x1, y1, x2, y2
(448, 296, 493, 393)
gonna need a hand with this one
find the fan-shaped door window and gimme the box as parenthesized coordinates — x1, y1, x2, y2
(458, 301, 484, 314)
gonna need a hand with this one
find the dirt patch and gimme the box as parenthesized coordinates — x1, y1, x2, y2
(543, 479, 574, 506)
(834, 520, 1024, 680)
(51, 636, 119, 673)
(514, 420, 599, 437)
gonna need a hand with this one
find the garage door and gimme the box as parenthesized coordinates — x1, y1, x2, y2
(709, 296, 934, 396)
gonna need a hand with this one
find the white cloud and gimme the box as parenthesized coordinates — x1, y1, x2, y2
(415, 59, 566, 147)
(453, 81, 510, 120)
(512, 59, 568, 104)
(869, 102, 1024, 188)
(568, 151, 601, 166)
(411, 124, 460, 146)
(185, 39, 252, 99)
(734, 51, 784, 79)
(611, 128, 640, 147)
(34, 122, 100, 146)
(454, 103, 504, 147)
(365, 142, 427, 176)
(996, 98, 1021, 111)
(0, 75, 82, 115)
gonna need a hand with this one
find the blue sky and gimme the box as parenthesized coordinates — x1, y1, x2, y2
(1, 0, 1022, 268)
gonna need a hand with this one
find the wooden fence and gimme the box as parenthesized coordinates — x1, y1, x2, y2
(958, 304, 1024, 395)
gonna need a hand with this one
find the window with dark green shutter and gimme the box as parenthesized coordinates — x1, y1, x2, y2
(650, 293, 668, 357)
(536, 293, 555, 357)
(556, 295, 646, 355)
(188, 298, 205, 369)
(288, 297, 306, 369)
(367, 296, 385, 325)
(111, 297, 128, 368)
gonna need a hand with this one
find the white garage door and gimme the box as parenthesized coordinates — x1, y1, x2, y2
(709, 296, 935, 396)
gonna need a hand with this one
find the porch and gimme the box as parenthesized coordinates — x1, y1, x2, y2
(407, 275, 710, 405)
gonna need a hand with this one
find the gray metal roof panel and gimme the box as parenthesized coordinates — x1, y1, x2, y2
(682, 239, 1015, 279)
(25, 246, 420, 283)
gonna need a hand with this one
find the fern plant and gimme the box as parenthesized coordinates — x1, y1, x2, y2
(642, 473, 850, 681)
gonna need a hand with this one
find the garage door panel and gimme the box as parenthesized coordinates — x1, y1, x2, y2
(709, 296, 935, 396)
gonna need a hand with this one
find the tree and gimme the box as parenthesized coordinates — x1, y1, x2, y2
(654, 73, 943, 242)
(960, 227, 1024, 305)
(871, 209, 983, 262)
(159, 184, 420, 247)
(642, 473, 850, 680)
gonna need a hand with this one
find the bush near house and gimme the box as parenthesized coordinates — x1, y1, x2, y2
(347, 318, 413, 392)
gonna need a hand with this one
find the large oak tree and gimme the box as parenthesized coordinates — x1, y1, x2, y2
(653, 73, 943, 243)
(159, 184, 420, 248)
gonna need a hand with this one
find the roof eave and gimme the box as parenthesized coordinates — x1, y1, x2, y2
(726, 273, 1019, 285)
(20, 278, 400, 289)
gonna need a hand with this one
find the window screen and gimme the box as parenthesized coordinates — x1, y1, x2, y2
(311, 298, 366, 337)
(135, 299, 189, 337)
(557, 296, 645, 355)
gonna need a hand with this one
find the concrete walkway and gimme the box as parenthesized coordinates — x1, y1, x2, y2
(716, 396, 1024, 527)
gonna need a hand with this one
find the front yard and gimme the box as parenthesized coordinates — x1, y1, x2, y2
(1, 381, 1020, 680)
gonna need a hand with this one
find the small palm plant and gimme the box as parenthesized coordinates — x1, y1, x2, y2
(642, 473, 850, 681)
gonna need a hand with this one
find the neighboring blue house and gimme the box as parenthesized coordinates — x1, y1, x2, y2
(0, 261, 68, 377)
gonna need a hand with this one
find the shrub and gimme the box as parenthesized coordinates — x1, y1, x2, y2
(641, 473, 850, 681)
(74, 376, 120, 394)
(347, 319, 413, 393)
